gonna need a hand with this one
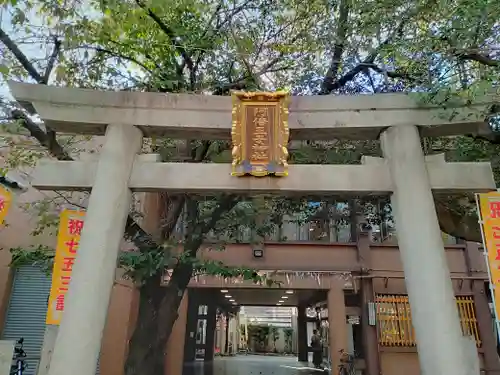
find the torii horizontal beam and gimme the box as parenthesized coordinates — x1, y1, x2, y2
(31, 155, 495, 194)
(8, 81, 494, 140)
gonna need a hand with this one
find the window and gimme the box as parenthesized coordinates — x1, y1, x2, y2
(198, 304, 208, 315)
(375, 295, 480, 347)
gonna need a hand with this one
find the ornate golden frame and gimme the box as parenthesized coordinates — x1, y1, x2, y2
(231, 91, 290, 177)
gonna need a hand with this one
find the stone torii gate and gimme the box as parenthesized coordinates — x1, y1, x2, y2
(8, 81, 497, 375)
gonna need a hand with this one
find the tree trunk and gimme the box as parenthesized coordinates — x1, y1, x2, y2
(435, 198, 482, 243)
(124, 264, 193, 375)
(124, 195, 237, 374)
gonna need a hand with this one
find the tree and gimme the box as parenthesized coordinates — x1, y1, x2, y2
(270, 326, 279, 353)
(248, 324, 270, 353)
(1, 0, 499, 374)
(283, 328, 293, 354)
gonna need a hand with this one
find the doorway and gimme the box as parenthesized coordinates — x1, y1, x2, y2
(184, 292, 216, 363)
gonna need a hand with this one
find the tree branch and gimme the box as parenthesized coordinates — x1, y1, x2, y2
(1, 28, 72, 162)
(11, 107, 159, 252)
(193, 0, 254, 73)
(89, 46, 156, 74)
(0, 176, 24, 190)
(320, 0, 350, 94)
(212, 35, 298, 96)
(43, 37, 62, 84)
(134, 0, 194, 72)
(366, 63, 423, 82)
(2, 27, 160, 256)
(320, 12, 410, 94)
(459, 52, 500, 68)
(199, 195, 238, 234)
(10, 109, 72, 160)
(159, 140, 212, 239)
(435, 198, 481, 243)
(0, 27, 44, 84)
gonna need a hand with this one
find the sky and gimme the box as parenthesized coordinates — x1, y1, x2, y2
(0, 8, 14, 99)
(0, 6, 46, 100)
(1, 1, 99, 100)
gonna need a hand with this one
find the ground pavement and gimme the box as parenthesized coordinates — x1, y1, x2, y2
(182, 355, 327, 375)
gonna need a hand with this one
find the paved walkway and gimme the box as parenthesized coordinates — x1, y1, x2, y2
(183, 355, 327, 375)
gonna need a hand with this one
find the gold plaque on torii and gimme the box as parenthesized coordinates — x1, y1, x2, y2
(231, 91, 290, 177)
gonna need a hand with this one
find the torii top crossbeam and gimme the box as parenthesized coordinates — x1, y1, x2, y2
(7, 81, 494, 140)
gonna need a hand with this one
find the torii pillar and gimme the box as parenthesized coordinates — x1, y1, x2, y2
(381, 125, 470, 375)
(47, 124, 143, 375)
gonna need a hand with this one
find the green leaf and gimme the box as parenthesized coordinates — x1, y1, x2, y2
(0, 63, 9, 76)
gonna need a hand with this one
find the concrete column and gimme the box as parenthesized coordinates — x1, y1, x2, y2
(360, 279, 381, 375)
(0, 249, 13, 334)
(227, 317, 232, 354)
(164, 291, 188, 375)
(37, 326, 58, 375)
(230, 316, 236, 354)
(48, 124, 143, 375)
(236, 313, 241, 353)
(472, 281, 500, 375)
(297, 305, 308, 362)
(291, 308, 298, 353)
(236, 315, 241, 354)
(205, 304, 217, 360)
(221, 315, 227, 354)
(327, 284, 348, 371)
(0, 340, 15, 375)
(215, 322, 221, 352)
(380, 125, 469, 375)
(231, 317, 237, 354)
(357, 234, 381, 375)
(100, 282, 139, 375)
(465, 242, 500, 374)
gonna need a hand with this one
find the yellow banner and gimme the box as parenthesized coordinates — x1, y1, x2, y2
(479, 192, 500, 222)
(478, 192, 500, 324)
(46, 209, 85, 325)
(0, 185, 12, 225)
